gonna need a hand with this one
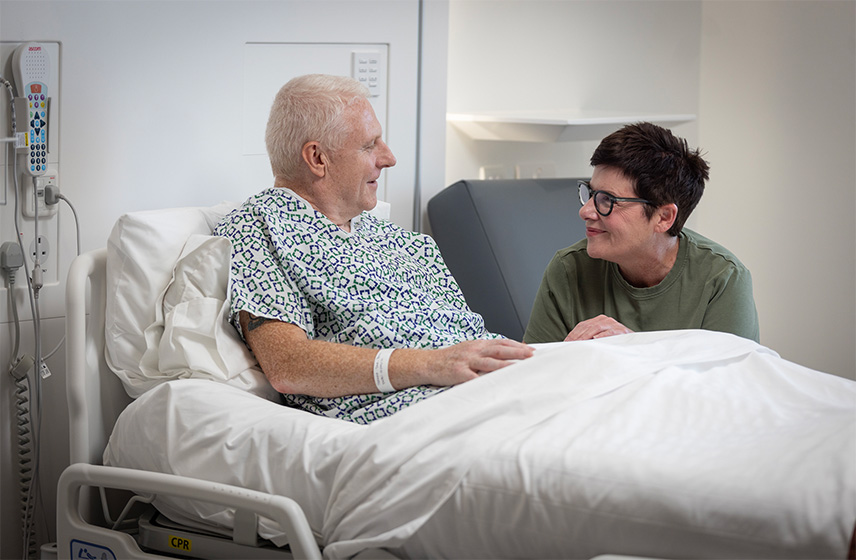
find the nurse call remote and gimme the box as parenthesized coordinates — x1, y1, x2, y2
(13, 42, 50, 176)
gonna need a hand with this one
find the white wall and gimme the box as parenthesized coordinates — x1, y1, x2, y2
(442, 0, 855, 379)
(442, 0, 703, 190)
(0, 1, 449, 556)
(697, 0, 855, 379)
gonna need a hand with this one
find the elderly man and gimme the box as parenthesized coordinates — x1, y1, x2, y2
(215, 74, 532, 424)
(524, 122, 759, 344)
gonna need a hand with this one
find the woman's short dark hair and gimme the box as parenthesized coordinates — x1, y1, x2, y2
(590, 122, 709, 236)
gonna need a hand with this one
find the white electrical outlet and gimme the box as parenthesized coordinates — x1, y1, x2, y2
(515, 162, 556, 179)
(479, 165, 512, 180)
(22, 168, 58, 218)
(29, 234, 49, 262)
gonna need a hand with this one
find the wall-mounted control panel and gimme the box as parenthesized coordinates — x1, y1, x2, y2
(351, 50, 385, 97)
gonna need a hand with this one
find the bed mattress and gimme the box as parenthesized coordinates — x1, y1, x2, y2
(104, 329, 856, 559)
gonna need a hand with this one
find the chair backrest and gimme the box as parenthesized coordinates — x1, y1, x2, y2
(428, 178, 587, 340)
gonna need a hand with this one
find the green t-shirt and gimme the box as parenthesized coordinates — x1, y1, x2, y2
(523, 229, 759, 343)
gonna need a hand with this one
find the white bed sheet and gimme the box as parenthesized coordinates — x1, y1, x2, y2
(104, 330, 856, 559)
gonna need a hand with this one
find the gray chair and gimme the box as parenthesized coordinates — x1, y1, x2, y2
(427, 178, 588, 341)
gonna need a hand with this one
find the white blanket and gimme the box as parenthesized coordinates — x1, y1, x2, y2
(104, 330, 856, 559)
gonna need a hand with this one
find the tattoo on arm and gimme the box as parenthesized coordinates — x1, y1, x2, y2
(246, 314, 272, 331)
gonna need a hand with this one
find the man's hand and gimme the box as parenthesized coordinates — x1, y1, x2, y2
(564, 314, 634, 341)
(424, 339, 535, 386)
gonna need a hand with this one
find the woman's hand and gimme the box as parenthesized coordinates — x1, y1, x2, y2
(564, 315, 633, 341)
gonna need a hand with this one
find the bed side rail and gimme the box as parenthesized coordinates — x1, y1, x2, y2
(65, 247, 130, 466)
(57, 463, 322, 560)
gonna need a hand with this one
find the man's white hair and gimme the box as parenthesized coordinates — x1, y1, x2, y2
(266, 74, 371, 183)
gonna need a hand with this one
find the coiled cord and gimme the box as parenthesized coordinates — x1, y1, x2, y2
(10, 355, 36, 558)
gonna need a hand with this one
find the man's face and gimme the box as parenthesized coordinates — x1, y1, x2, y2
(579, 165, 659, 266)
(325, 98, 396, 218)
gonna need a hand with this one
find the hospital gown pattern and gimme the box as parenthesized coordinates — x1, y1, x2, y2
(215, 187, 500, 424)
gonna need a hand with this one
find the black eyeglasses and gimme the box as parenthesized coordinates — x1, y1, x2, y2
(577, 180, 653, 217)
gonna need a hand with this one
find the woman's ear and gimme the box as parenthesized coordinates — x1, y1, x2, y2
(654, 203, 679, 234)
(301, 141, 328, 178)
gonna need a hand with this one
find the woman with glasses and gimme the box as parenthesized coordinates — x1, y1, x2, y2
(524, 123, 759, 344)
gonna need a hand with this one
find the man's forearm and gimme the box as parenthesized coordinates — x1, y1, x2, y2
(239, 312, 533, 397)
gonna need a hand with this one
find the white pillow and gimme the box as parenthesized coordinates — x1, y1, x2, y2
(105, 202, 276, 398)
(104, 198, 392, 399)
(153, 234, 280, 400)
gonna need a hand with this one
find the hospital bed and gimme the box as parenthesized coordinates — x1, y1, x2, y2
(57, 197, 856, 560)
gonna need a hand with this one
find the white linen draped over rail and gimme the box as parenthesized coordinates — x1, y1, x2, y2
(104, 330, 856, 559)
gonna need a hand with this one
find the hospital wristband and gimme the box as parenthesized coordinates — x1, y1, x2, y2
(373, 348, 396, 393)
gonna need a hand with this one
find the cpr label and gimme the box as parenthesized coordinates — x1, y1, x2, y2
(169, 535, 192, 552)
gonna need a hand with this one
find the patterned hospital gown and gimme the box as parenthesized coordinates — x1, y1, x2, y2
(214, 187, 500, 424)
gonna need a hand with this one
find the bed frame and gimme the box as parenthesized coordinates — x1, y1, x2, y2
(56, 216, 855, 560)
(57, 248, 324, 560)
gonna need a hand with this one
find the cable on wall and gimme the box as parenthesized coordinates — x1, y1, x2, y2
(0, 65, 81, 559)
(2, 70, 41, 559)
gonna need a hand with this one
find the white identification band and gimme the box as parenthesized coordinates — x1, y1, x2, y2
(373, 348, 396, 393)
